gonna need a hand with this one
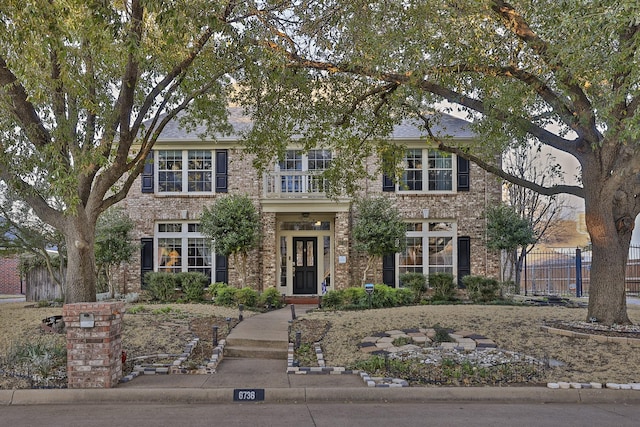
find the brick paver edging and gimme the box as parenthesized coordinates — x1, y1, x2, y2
(120, 338, 226, 383)
(286, 342, 409, 388)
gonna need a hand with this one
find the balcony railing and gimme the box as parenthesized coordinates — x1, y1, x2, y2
(263, 171, 329, 198)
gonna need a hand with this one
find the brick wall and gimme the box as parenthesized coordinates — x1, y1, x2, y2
(119, 145, 501, 293)
(0, 255, 22, 295)
(63, 302, 125, 388)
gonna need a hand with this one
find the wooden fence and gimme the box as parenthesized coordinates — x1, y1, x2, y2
(25, 265, 64, 302)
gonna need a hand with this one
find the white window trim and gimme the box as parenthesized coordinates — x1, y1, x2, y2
(397, 149, 457, 194)
(155, 149, 215, 195)
(397, 220, 458, 285)
(155, 222, 214, 278)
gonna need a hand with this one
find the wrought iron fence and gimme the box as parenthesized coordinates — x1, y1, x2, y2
(520, 245, 640, 297)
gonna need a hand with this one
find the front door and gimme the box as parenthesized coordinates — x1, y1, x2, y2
(293, 237, 318, 294)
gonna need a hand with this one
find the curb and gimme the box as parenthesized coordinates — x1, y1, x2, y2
(541, 325, 640, 346)
(3, 387, 640, 406)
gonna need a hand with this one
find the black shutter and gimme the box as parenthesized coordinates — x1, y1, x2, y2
(382, 253, 396, 287)
(382, 174, 395, 192)
(457, 236, 471, 287)
(215, 150, 228, 193)
(215, 254, 228, 284)
(140, 238, 154, 288)
(141, 152, 154, 193)
(457, 156, 469, 192)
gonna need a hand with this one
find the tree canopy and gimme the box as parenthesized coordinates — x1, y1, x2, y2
(0, 1, 277, 302)
(232, 0, 640, 324)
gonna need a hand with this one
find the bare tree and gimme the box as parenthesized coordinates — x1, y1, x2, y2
(502, 144, 566, 291)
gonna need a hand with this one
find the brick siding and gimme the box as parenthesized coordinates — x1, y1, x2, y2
(0, 255, 22, 294)
(119, 146, 500, 294)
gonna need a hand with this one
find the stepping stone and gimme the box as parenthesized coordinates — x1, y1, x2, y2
(375, 341, 394, 349)
(466, 334, 488, 340)
(407, 332, 427, 337)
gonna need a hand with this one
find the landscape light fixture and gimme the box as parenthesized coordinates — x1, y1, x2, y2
(226, 317, 232, 333)
(238, 303, 244, 322)
(213, 325, 219, 346)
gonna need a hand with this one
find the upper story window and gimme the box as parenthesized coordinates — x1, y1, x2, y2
(157, 150, 213, 194)
(274, 149, 332, 194)
(400, 149, 453, 192)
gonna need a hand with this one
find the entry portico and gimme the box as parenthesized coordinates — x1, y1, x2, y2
(261, 199, 351, 297)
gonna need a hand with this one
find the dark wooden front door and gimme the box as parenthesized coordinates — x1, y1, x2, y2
(293, 237, 318, 294)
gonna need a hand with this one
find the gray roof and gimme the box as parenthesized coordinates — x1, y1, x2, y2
(154, 107, 474, 142)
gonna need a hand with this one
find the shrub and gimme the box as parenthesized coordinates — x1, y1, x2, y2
(145, 272, 177, 302)
(371, 284, 397, 308)
(177, 272, 208, 302)
(395, 288, 416, 306)
(260, 287, 283, 309)
(208, 282, 229, 297)
(462, 275, 502, 303)
(215, 286, 238, 306)
(342, 286, 367, 307)
(320, 289, 344, 309)
(400, 272, 427, 302)
(429, 273, 457, 302)
(236, 287, 259, 308)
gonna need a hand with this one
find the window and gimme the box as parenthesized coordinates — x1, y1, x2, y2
(398, 221, 456, 283)
(157, 222, 212, 281)
(277, 149, 332, 194)
(157, 150, 213, 193)
(400, 149, 453, 192)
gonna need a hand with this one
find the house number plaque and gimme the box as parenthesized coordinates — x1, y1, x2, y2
(233, 388, 265, 402)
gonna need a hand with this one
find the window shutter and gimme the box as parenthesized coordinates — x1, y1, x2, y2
(382, 174, 395, 192)
(380, 156, 395, 192)
(215, 150, 228, 193)
(382, 253, 396, 287)
(457, 156, 469, 192)
(140, 238, 154, 288)
(141, 152, 154, 193)
(457, 236, 471, 287)
(215, 254, 228, 284)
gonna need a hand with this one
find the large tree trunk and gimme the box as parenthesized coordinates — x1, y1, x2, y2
(584, 177, 633, 325)
(63, 214, 98, 303)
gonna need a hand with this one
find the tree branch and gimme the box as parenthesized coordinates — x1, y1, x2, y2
(490, 0, 599, 143)
(415, 112, 585, 198)
(0, 56, 52, 147)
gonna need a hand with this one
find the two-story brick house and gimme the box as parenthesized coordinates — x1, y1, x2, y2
(120, 108, 501, 299)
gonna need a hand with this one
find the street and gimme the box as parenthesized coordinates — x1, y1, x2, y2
(1, 402, 638, 427)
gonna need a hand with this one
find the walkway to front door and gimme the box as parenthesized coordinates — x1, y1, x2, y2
(293, 237, 317, 294)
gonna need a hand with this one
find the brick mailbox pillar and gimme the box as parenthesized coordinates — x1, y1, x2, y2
(63, 302, 125, 388)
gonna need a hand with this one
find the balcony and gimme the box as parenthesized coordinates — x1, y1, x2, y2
(263, 171, 329, 198)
